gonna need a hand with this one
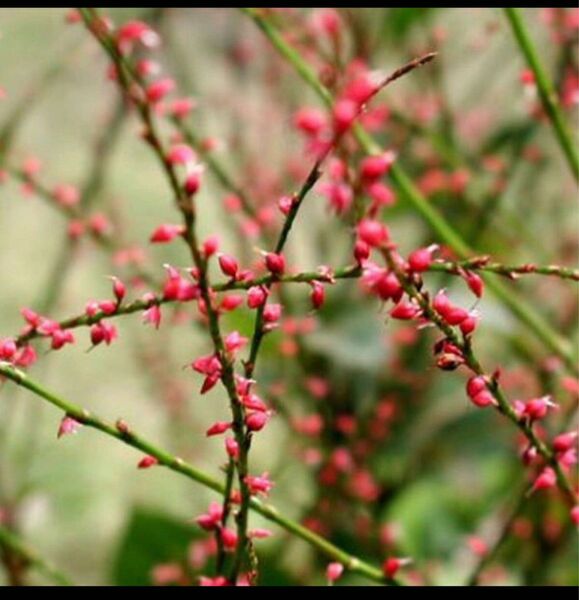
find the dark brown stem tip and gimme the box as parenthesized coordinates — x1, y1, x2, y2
(378, 51, 438, 91)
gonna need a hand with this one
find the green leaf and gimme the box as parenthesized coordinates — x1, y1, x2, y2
(111, 507, 199, 586)
(382, 8, 437, 40)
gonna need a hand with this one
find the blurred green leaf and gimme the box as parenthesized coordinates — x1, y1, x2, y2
(382, 8, 437, 40)
(111, 507, 198, 585)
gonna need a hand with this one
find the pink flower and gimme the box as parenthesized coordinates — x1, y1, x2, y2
(146, 78, 176, 104)
(357, 219, 389, 247)
(310, 281, 325, 310)
(245, 411, 269, 432)
(332, 99, 358, 133)
(318, 182, 353, 215)
(224, 331, 248, 354)
(248, 528, 272, 540)
(195, 501, 223, 531)
(90, 321, 117, 346)
(116, 20, 160, 54)
(218, 254, 239, 279)
(199, 576, 228, 587)
(220, 295, 243, 312)
(202, 235, 219, 258)
(293, 107, 327, 136)
(390, 299, 421, 321)
(53, 183, 80, 207)
(225, 437, 239, 460)
(169, 97, 197, 119)
(326, 562, 344, 583)
(0, 338, 17, 361)
(150, 224, 185, 243)
(51, 329, 75, 350)
(263, 303, 282, 324)
(184, 166, 203, 195)
(138, 455, 158, 469)
(245, 472, 274, 496)
(247, 285, 268, 309)
(360, 152, 395, 180)
(382, 556, 411, 579)
(263, 252, 286, 276)
(57, 416, 81, 438)
(206, 421, 232, 437)
(142, 294, 162, 329)
(407, 245, 438, 273)
(220, 527, 238, 552)
(531, 466, 556, 492)
(110, 276, 126, 304)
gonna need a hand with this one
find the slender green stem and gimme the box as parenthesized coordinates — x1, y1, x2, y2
(243, 162, 323, 380)
(0, 524, 72, 586)
(0, 363, 390, 585)
(428, 259, 579, 282)
(242, 7, 578, 376)
(504, 8, 579, 182)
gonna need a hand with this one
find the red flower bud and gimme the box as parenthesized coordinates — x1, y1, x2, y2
(245, 411, 269, 432)
(247, 285, 268, 309)
(150, 224, 185, 243)
(293, 107, 326, 136)
(332, 99, 358, 133)
(110, 276, 126, 304)
(553, 431, 578, 453)
(354, 240, 370, 264)
(360, 152, 395, 180)
(326, 562, 344, 583)
(138, 455, 158, 469)
(407, 245, 437, 273)
(357, 219, 389, 247)
(146, 78, 175, 104)
(532, 466, 556, 492)
(264, 252, 285, 275)
(218, 254, 239, 278)
(206, 421, 232, 437)
(225, 437, 239, 460)
(310, 281, 325, 310)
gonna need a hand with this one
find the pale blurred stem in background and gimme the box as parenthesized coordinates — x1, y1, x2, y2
(0, 363, 392, 585)
(504, 8, 579, 183)
(381, 246, 577, 506)
(0, 41, 81, 166)
(0, 47, 89, 585)
(242, 7, 579, 377)
(0, 524, 72, 586)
